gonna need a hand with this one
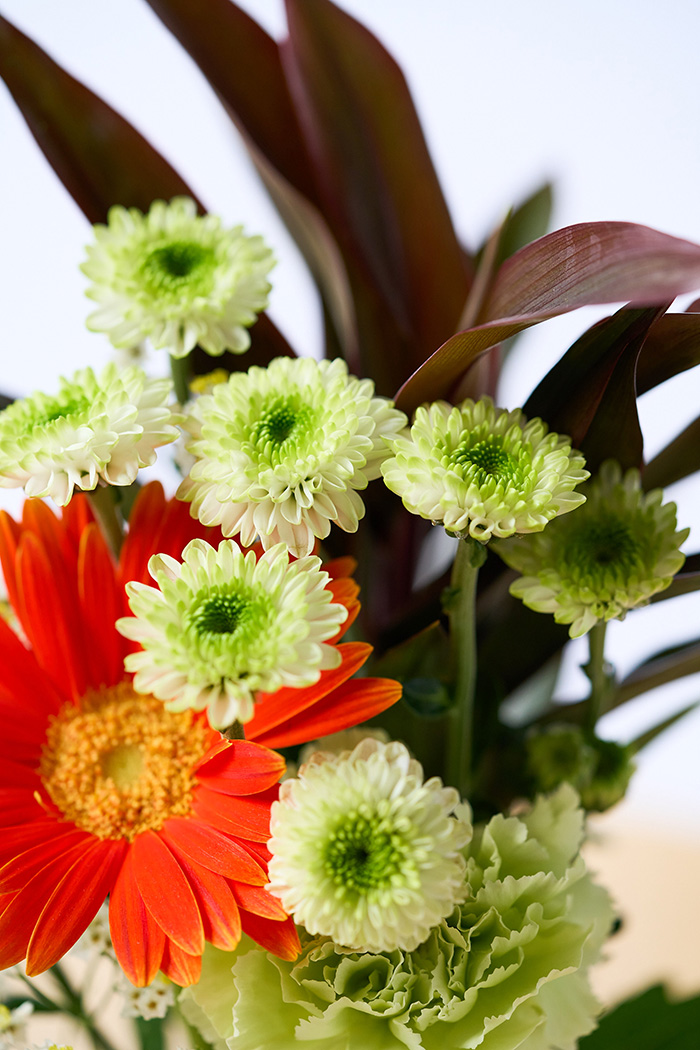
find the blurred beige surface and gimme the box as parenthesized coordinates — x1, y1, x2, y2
(585, 812, 700, 1006)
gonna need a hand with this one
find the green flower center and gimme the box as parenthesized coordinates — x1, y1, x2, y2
(564, 515, 643, 578)
(253, 396, 318, 449)
(186, 584, 277, 676)
(191, 592, 251, 635)
(36, 395, 91, 427)
(141, 240, 216, 296)
(450, 436, 520, 482)
(324, 808, 408, 893)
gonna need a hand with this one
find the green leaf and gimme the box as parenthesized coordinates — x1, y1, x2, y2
(643, 415, 700, 489)
(614, 639, 700, 706)
(630, 701, 700, 752)
(397, 222, 700, 413)
(491, 182, 554, 273)
(135, 1016, 165, 1050)
(524, 305, 666, 469)
(580, 985, 700, 1050)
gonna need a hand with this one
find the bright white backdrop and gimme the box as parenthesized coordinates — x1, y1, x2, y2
(0, 0, 699, 831)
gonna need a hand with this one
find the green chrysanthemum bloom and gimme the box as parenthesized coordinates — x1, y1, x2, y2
(498, 459, 689, 637)
(178, 356, 408, 558)
(81, 197, 274, 358)
(0, 364, 179, 505)
(117, 539, 347, 729)
(183, 785, 613, 1050)
(526, 725, 635, 812)
(267, 739, 470, 953)
(381, 396, 588, 542)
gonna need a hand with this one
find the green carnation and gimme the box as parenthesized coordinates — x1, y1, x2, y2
(498, 460, 689, 637)
(82, 197, 274, 358)
(381, 397, 588, 542)
(183, 785, 613, 1050)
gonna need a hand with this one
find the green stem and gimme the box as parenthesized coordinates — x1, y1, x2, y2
(16, 971, 65, 1012)
(584, 620, 609, 731)
(446, 536, 485, 796)
(170, 354, 192, 405)
(46, 964, 121, 1050)
(87, 485, 124, 560)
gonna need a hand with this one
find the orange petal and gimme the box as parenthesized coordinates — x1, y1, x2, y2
(192, 786, 274, 843)
(26, 838, 127, 975)
(0, 788, 50, 827)
(230, 882, 288, 921)
(78, 524, 125, 688)
(161, 818, 267, 885)
(248, 642, 372, 740)
(0, 828, 92, 893)
(240, 911, 300, 961)
(0, 819, 70, 867)
(109, 848, 165, 987)
(131, 831, 204, 956)
(167, 848, 242, 952)
(195, 739, 285, 795)
(160, 938, 202, 987)
(253, 677, 403, 749)
(0, 761, 41, 791)
(0, 614, 66, 717)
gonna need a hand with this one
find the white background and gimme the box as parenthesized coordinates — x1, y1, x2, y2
(0, 0, 699, 832)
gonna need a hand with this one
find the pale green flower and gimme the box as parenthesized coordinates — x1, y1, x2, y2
(526, 725, 636, 813)
(82, 197, 274, 358)
(0, 1001, 33, 1050)
(177, 356, 408, 558)
(381, 396, 588, 542)
(498, 459, 689, 637)
(0, 364, 179, 506)
(267, 739, 470, 953)
(117, 972, 175, 1020)
(183, 785, 613, 1050)
(118, 539, 347, 729)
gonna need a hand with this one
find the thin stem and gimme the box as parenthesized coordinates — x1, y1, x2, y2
(222, 719, 246, 740)
(446, 535, 486, 796)
(16, 972, 65, 1012)
(87, 485, 124, 560)
(584, 620, 609, 731)
(170, 354, 192, 405)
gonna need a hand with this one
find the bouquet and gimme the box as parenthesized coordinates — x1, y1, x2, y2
(0, 2, 698, 1048)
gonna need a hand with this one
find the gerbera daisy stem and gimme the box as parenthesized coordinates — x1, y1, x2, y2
(222, 719, 246, 740)
(583, 619, 611, 731)
(170, 352, 192, 405)
(87, 484, 124, 559)
(446, 536, 486, 796)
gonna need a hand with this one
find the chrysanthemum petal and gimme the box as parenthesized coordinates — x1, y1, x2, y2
(131, 831, 204, 956)
(161, 819, 267, 885)
(26, 838, 127, 975)
(109, 849, 166, 987)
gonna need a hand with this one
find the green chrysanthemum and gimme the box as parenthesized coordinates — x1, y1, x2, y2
(178, 356, 408, 558)
(81, 197, 274, 358)
(526, 725, 636, 812)
(498, 459, 689, 637)
(117, 539, 347, 729)
(0, 364, 179, 505)
(183, 785, 613, 1050)
(267, 739, 470, 953)
(381, 396, 588, 541)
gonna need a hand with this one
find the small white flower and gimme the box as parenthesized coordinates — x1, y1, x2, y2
(177, 356, 408, 558)
(0, 364, 180, 506)
(117, 972, 175, 1020)
(82, 197, 274, 358)
(382, 396, 588, 541)
(72, 902, 114, 960)
(0, 1001, 33, 1049)
(267, 738, 471, 953)
(118, 539, 347, 729)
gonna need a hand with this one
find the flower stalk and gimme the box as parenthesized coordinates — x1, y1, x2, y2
(86, 484, 124, 560)
(583, 619, 615, 730)
(446, 535, 486, 796)
(170, 352, 192, 406)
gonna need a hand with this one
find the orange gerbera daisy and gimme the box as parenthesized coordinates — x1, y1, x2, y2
(0, 484, 400, 986)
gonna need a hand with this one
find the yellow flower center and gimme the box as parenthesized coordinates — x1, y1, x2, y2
(39, 682, 211, 841)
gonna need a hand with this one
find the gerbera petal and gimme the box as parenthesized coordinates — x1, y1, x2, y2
(109, 848, 165, 987)
(258, 677, 403, 749)
(194, 739, 285, 795)
(239, 910, 300, 961)
(165, 848, 242, 952)
(247, 642, 373, 740)
(161, 818, 267, 884)
(26, 838, 127, 975)
(0, 789, 47, 827)
(0, 820, 70, 868)
(0, 828, 92, 893)
(17, 534, 87, 698)
(230, 882, 288, 921)
(192, 786, 275, 843)
(160, 939, 202, 987)
(131, 831, 204, 956)
(78, 524, 124, 686)
(0, 615, 66, 718)
(0, 762, 41, 791)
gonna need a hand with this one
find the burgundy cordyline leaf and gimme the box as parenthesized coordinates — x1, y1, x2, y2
(636, 310, 700, 394)
(397, 222, 700, 413)
(282, 0, 472, 391)
(0, 13, 292, 366)
(643, 416, 700, 490)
